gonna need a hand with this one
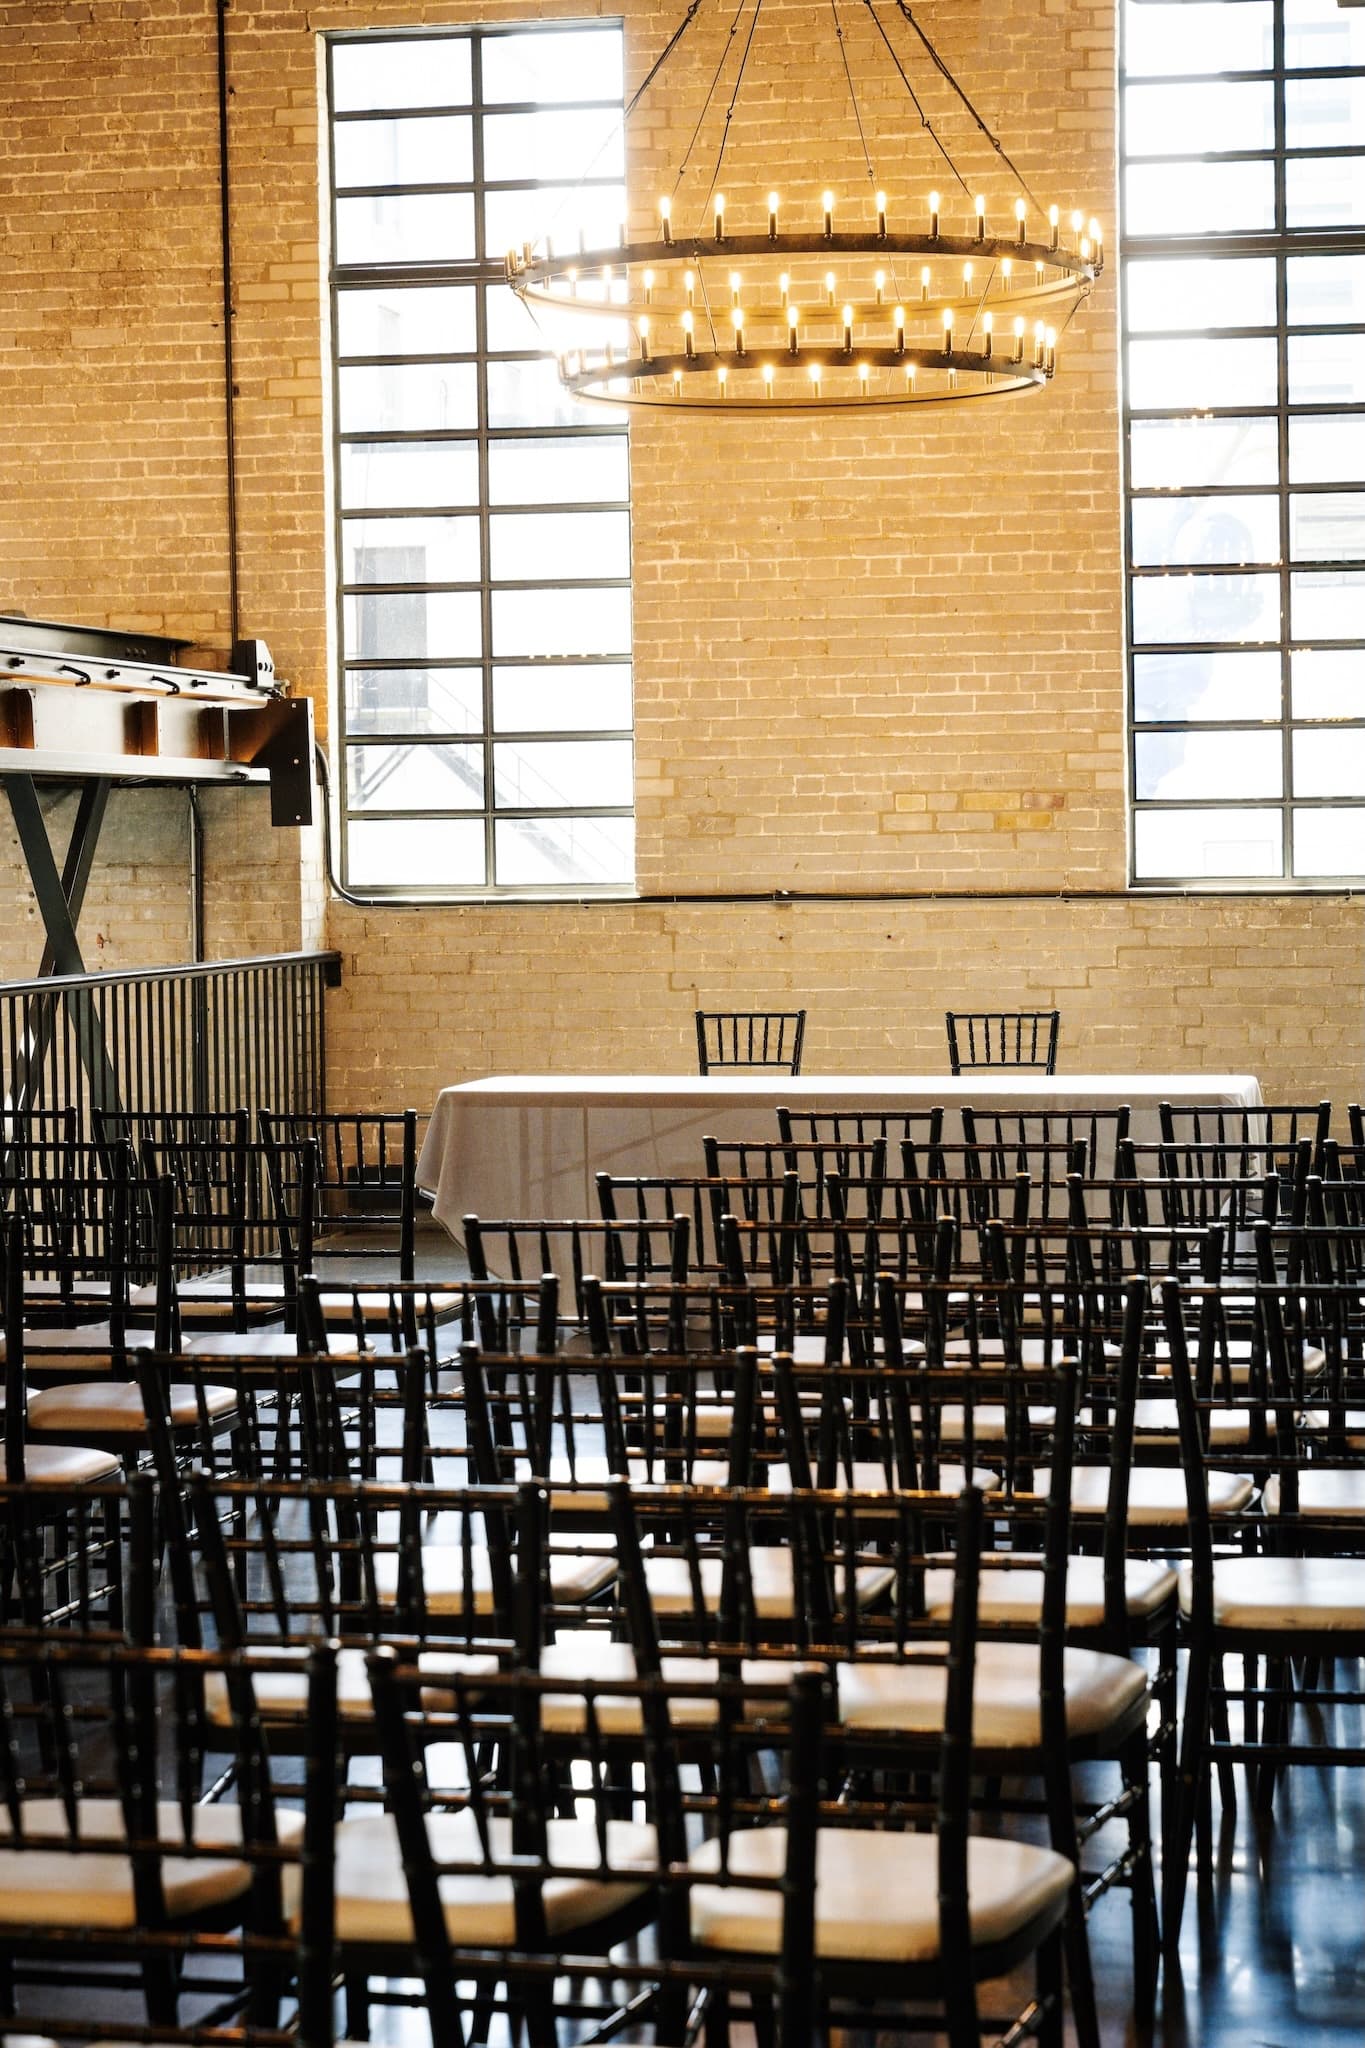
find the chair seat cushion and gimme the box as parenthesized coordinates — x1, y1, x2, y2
(0, 1797, 303, 1927)
(765, 1461, 999, 1497)
(836, 1641, 1148, 1747)
(1127, 1398, 1312, 1447)
(1036, 1464, 1255, 1525)
(689, 1824, 1072, 1962)
(644, 1549, 893, 1619)
(328, 1811, 657, 1945)
(1179, 1554, 1365, 1630)
(922, 1554, 1177, 1628)
(26, 1381, 236, 1436)
(374, 1545, 616, 1614)
(535, 1638, 803, 1735)
(0, 1443, 122, 1484)
(11, 1322, 125, 1373)
(203, 1646, 500, 1726)
(1263, 1471, 1365, 1518)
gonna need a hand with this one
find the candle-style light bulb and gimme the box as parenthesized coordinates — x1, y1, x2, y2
(672, 369, 683, 397)
(875, 189, 887, 237)
(638, 315, 651, 361)
(981, 310, 993, 358)
(1080, 236, 1092, 262)
(920, 264, 931, 303)
(974, 193, 986, 240)
(717, 363, 728, 395)
(1012, 315, 1025, 363)
(732, 304, 746, 355)
(929, 189, 940, 238)
(762, 361, 775, 396)
(567, 265, 580, 298)
(1090, 216, 1105, 271)
(905, 360, 917, 391)
(779, 271, 790, 308)
(893, 304, 906, 353)
(788, 302, 800, 354)
(1001, 257, 1013, 291)
(1048, 204, 1060, 250)
(730, 271, 742, 307)
(714, 193, 726, 241)
(963, 262, 974, 292)
(842, 303, 854, 351)
(682, 308, 696, 358)
(1071, 209, 1084, 250)
(825, 271, 836, 307)
(874, 269, 886, 306)
(942, 305, 954, 352)
(858, 360, 871, 395)
(644, 269, 656, 305)
(1015, 197, 1027, 245)
(1033, 319, 1046, 366)
(809, 361, 823, 393)
(768, 191, 780, 238)
(823, 189, 835, 238)
(659, 195, 672, 244)
(684, 269, 695, 307)
(1045, 325, 1057, 374)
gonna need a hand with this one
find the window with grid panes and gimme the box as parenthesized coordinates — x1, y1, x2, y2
(327, 25, 634, 896)
(1122, 0, 1365, 884)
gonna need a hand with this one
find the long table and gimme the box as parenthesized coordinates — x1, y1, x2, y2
(417, 1072, 1264, 1239)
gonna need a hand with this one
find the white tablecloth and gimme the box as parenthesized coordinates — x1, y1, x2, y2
(417, 1072, 1264, 1238)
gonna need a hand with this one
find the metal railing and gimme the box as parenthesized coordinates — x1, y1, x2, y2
(0, 951, 342, 1137)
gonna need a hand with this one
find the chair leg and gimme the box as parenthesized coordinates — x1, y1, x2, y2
(1124, 1724, 1161, 2021)
(1165, 1634, 1212, 1952)
(1036, 1921, 1065, 2048)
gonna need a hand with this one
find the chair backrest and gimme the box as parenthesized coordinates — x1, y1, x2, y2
(946, 1008, 1059, 1074)
(696, 1008, 806, 1075)
(0, 1631, 337, 2046)
(1163, 1098, 1330, 1177)
(259, 1108, 418, 1286)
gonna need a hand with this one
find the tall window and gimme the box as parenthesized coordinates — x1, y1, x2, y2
(326, 26, 634, 896)
(1121, 0, 1365, 884)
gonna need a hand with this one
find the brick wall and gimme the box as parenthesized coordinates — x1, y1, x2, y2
(1, 0, 1359, 1113)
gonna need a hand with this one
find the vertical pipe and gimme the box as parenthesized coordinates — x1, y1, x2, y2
(216, 0, 242, 646)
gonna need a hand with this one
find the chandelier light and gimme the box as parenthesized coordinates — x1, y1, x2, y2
(506, 0, 1101, 413)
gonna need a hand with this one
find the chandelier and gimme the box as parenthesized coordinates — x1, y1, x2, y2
(505, 0, 1101, 413)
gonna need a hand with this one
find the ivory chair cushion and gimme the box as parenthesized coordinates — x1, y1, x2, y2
(1035, 1464, 1255, 1525)
(373, 1544, 616, 1613)
(766, 1461, 999, 1497)
(689, 1824, 1072, 1963)
(835, 1640, 1148, 1747)
(1179, 1555, 1365, 1631)
(326, 1810, 657, 1945)
(922, 1554, 1177, 1629)
(1262, 1471, 1365, 1518)
(534, 1637, 805, 1735)
(7, 1324, 129, 1374)
(508, 1454, 731, 1516)
(645, 1548, 894, 1618)
(0, 1798, 304, 1927)
(26, 1382, 236, 1436)
(0, 1443, 122, 1483)
(203, 1646, 500, 1727)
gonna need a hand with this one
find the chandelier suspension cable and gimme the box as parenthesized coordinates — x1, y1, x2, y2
(892, 0, 1049, 217)
(672, 0, 757, 209)
(700, 0, 765, 212)
(831, 0, 878, 196)
(858, 0, 971, 196)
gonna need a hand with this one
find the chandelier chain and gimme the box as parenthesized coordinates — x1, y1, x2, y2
(701, 0, 766, 211)
(672, 0, 756, 203)
(623, 0, 704, 127)
(831, 0, 878, 194)
(892, 0, 1047, 215)
(858, 0, 969, 196)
